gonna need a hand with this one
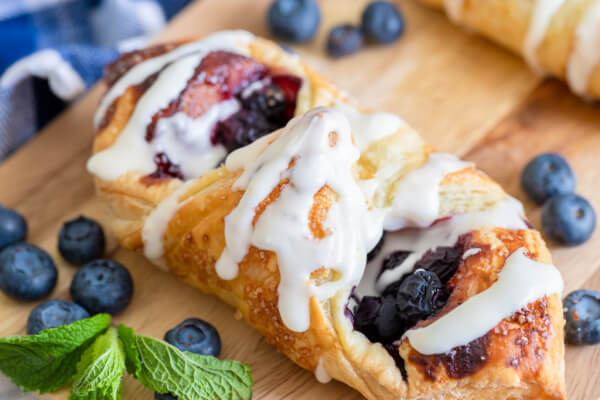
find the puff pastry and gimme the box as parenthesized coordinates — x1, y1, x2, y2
(87, 31, 566, 400)
(419, 0, 600, 98)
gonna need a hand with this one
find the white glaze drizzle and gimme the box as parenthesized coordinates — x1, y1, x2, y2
(94, 30, 254, 128)
(405, 247, 563, 355)
(444, 0, 464, 23)
(332, 101, 407, 151)
(355, 197, 527, 298)
(523, 0, 565, 74)
(383, 153, 472, 231)
(152, 100, 237, 178)
(216, 107, 380, 332)
(462, 247, 481, 260)
(142, 180, 195, 270)
(315, 358, 332, 383)
(567, 2, 600, 96)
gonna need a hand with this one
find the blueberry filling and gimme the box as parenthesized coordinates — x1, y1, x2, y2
(351, 238, 465, 379)
(141, 50, 302, 180)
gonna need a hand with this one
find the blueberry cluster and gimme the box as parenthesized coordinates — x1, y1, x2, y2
(267, 0, 405, 58)
(353, 243, 463, 347)
(0, 211, 134, 333)
(355, 269, 449, 344)
(521, 153, 596, 246)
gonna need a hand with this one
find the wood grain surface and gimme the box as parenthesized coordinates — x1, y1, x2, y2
(0, 0, 598, 399)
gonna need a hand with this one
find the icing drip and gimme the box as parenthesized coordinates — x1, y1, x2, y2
(567, 2, 600, 96)
(405, 248, 563, 355)
(142, 181, 195, 270)
(444, 0, 464, 23)
(332, 101, 407, 151)
(216, 107, 380, 332)
(523, 0, 565, 74)
(94, 30, 253, 128)
(383, 153, 472, 230)
(315, 358, 332, 383)
(355, 197, 527, 298)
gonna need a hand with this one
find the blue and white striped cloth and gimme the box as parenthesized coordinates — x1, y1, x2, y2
(0, 0, 193, 161)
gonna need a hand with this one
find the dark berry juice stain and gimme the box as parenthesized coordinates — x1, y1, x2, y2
(409, 333, 490, 380)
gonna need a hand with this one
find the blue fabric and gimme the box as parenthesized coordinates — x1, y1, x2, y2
(0, 0, 193, 161)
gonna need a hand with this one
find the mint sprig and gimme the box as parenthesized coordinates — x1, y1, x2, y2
(0, 316, 253, 400)
(0, 314, 111, 393)
(70, 327, 126, 400)
(127, 330, 252, 400)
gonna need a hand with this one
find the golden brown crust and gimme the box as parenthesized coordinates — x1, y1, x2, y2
(418, 0, 600, 99)
(90, 34, 566, 399)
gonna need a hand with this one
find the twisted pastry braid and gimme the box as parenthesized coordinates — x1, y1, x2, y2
(420, 0, 600, 98)
(89, 32, 565, 400)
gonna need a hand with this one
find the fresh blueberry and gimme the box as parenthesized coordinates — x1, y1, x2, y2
(0, 243, 57, 301)
(361, 1, 405, 44)
(267, 0, 321, 43)
(26, 299, 90, 335)
(70, 259, 134, 315)
(563, 290, 600, 345)
(326, 24, 364, 57)
(542, 194, 596, 245)
(521, 153, 576, 204)
(58, 216, 106, 265)
(164, 318, 221, 357)
(0, 208, 27, 250)
(155, 394, 177, 400)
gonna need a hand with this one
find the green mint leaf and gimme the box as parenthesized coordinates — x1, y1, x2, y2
(0, 314, 111, 393)
(117, 324, 140, 376)
(69, 327, 126, 400)
(132, 334, 253, 400)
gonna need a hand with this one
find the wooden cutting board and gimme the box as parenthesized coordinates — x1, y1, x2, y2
(0, 0, 599, 398)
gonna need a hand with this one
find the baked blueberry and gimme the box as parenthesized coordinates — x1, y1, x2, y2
(521, 153, 576, 204)
(393, 269, 449, 328)
(354, 296, 382, 342)
(0, 207, 27, 250)
(414, 246, 462, 284)
(26, 299, 90, 335)
(70, 259, 134, 315)
(541, 194, 596, 245)
(326, 24, 364, 57)
(267, 0, 321, 43)
(215, 110, 276, 152)
(0, 243, 57, 301)
(164, 318, 221, 357)
(374, 294, 405, 341)
(58, 216, 106, 265)
(240, 83, 288, 123)
(361, 1, 405, 44)
(563, 290, 600, 345)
